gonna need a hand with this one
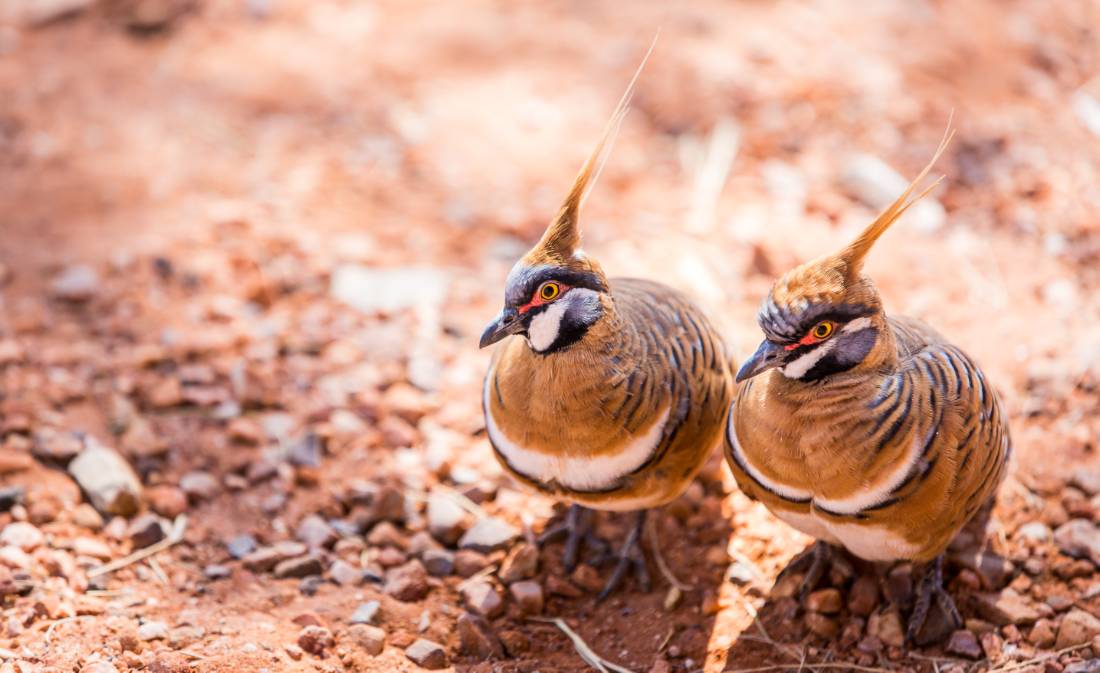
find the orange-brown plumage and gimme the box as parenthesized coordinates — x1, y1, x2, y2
(726, 129, 1010, 642)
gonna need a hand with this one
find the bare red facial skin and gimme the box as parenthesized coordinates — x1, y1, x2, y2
(785, 332, 821, 351)
(517, 283, 570, 314)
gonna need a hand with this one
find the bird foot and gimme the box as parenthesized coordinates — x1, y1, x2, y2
(778, 541, 834, 602)
(538, 504, 608, 573)
(596, 510, 650, 601)
(906, 555, 962, 647)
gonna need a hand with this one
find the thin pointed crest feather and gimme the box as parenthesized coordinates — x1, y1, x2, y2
(839, 123, 955, 278)
(532, 35, 658, 262)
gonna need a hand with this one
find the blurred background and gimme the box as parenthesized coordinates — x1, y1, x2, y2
(1, 1, 1100, 671)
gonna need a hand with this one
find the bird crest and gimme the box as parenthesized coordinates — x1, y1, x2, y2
(769, 126, 955, 311)
(522, 38, 657, 276)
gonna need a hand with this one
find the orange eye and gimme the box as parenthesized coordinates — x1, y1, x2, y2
(811, 321, 835, 340)
(538, 282, 561, 302)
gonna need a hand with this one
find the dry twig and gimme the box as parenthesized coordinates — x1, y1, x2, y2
(530, 617, 637, 673)
(88, 515, 187, 578)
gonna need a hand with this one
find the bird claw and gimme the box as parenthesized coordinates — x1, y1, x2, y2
(905, 555, 962, 647)
(778, 541, 834, 603)
(538, 504, 607, 573)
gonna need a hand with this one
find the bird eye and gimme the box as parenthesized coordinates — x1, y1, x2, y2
(538, 282, 561, 302)
(811, 321, 835, 340)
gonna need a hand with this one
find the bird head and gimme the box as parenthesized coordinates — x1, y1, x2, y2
(480, 42, 654, 355)
(736, 128, 953, 383)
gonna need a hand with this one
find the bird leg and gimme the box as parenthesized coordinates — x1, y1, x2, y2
(906, 555, 962, 646)
(537, 504, 608, 572)
(777, 540, 834, 601)
(597, 510, 650, 601)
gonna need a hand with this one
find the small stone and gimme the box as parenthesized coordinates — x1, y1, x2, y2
(405, 638, 448, 669)
(571, 564, 605, 593)
(377, 546, 408, 567)
(366, 521, 407, 549)
(974, 588, 1041, 626)
(284, 644, 303, 660)
(225, 534, 256, 560)
(179, 471, 220, 502)
(297, 625, 334, 656)
(461, 580, 503, 617)
(458, 517, 518, 553)
(1066, 661, 1100, 673)
(204, 564, 231, 580)
(0, 523, 42, 551)
(457, 612, 503, 659)
(350, 601, 381, 625)
(426, 490, 468, 545)
(274, 555, 323, 579)
(423, 548, 454, 576)
(242, 541, 306, 572)
(68, 440, 142, 516)
(1055, 520, 1100, 566)
(51, 264, 99, 301)
(168, 625, 204, 649)
(1017, 521, 1053, 544)
(1072, 469, 1100, 496)
(128, 514, 166, 549)
(384, 560, 430, 601)
(848, 576, 881, 617)
(867, 609, 905, 648)
(138, 621, 168, 641)
(453, 549, 490, 577)
(805, 588, 842, 614)
(330, 559, 363, 586)
(73, 504, 104, 530)
(1029, 619, 1057, 648)
(805, 613, 840, 638)
(1047, 595, 1074, 612)
(546, 575, 582, 598)
(73, 536, 113, 559)
(296, 515, 337, 549)
(510, 581, 543, 615)
(499, 543, 538, 583)
(292, 611, 326, 628)
(81, 663, 119, 673)
(32, 428, 83, 462)
(145, 486, 188, 519)
(347, 624, 385, 656)
(1056, 609, 1100, 649)
(980, 632, 1004, 662)
(945, 630, 982, 659)
(950, 549, 1014, 589)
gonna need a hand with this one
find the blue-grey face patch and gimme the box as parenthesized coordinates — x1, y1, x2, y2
(758, 300, 874, 343)
(503, 263, 607, 308)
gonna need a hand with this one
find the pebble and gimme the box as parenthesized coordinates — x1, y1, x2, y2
(347, 624, 385, 655)
(950, 549, 1014, 589)
(179, 471, 220, 502)
(384, 560, 430, 601)
(31, 428, 83, 462)
(848, 576, 881, 617)
(461, 580, 504, 618)
(203, 564, 231, 580)
(546, 575, 582, 598)
(510, 580, 544, 615)
(0, 523, 42, 551)
(350, 601, 381, 625)
(128, 514, 166, 549)
(73, 504, 104, 530)
(366, 521, 407, 549)
(404, 637, 448, 670)
(377, 546, 408, 567)
(1029, 618, 1057, 648)
(867, 609, 904, 648)
(1073, 468, 1100, 496)
(292, 611, 325, 628)
(138, 620, 168, 641)
(168, 625, 204, 649)
(242, 541, 306, 572)
(68, 440, 142, 516)
(80, 664, 119, 673)
(145, 486, 188, 519)
(297, 625, 334, 655)
(805, 613, 839, 638)
(458, 517, 519, 553)
(422, 548, 455, 577)
(329, 559, 363, 586)
(296, 515, 337, 549)
(974, 588, 1041, 626)
(426, 491, 468, 545)
(73, 536, 113, 559)
(51, 264, 100, 301)
(571, 564, 605, 593)
(453, 549, 490, 577)
(980, 631, 1004, 662)
(226, 534, 258, 559)
(1055, 520, 1100, 566)
(945, 630, 983, 659)
(457, 612, 503, 659)
(499, 543, 539, 583)
(1066, 662, 1100, 673)
(805, 588, 842, 614)
(273, 555, 323, 579)
(1056, 608, 1100, 649)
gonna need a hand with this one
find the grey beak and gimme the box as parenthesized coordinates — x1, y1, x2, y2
(736, 339, 786, 382)
(479, 307, 524, 348)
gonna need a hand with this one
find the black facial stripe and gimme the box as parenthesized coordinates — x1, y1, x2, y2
(758, 301, 874, 342)
(799, 326, 879, 381)
(505, 265, 607, 307)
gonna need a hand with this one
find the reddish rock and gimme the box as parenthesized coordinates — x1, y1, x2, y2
(805, 613, 840, 638)
(347, 624, 384, 656)
(297, 625, 334, 655)
(384, 560, 430, 601)
(848, 576, 881, 616)
(457, 612, 504, 659)
(804, 588, 842, 614)
(461, 580, 503, 618)
(945, 630, 982, 659)
(510, 580, 544, 615)
(145, 486, 187, 518)
(405, 638, 447, 669)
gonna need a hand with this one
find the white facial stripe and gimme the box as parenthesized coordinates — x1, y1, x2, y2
(841, 317, 872, 333)
(781, 339, 837, 379)
(527, 301, 567, 352)
(726, 412, 814, 501)
(483, 372, 671, 491)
